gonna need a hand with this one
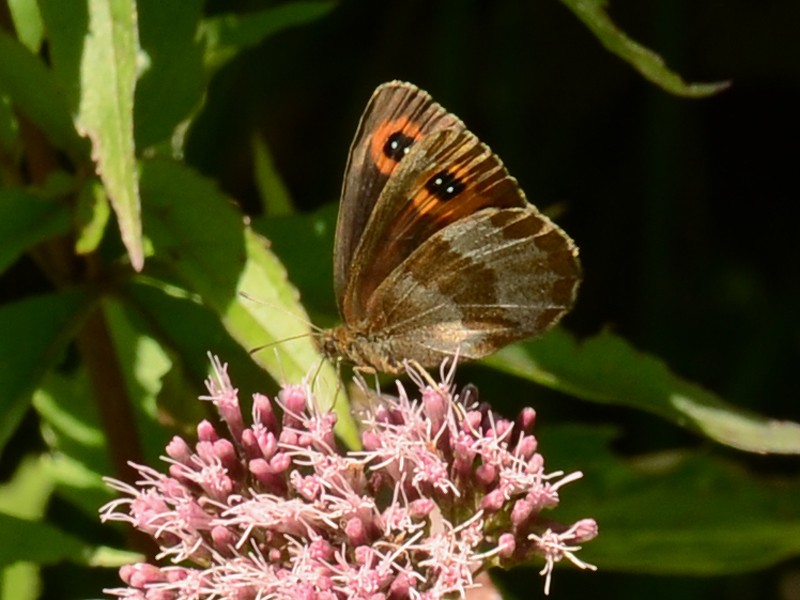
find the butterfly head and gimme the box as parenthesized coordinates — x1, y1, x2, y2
(315, 325, 405, 375)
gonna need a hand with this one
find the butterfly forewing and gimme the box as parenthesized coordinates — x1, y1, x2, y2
(342, 128, 532, 322)
(335, 82, 463, 309)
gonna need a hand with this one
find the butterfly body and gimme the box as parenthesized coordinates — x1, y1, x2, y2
(317, 82, 581, 374)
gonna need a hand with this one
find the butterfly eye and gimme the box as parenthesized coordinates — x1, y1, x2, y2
(383, 131, 415, 161)
(426, 170, 465, 200)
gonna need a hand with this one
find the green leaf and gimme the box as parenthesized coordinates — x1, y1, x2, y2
(560, 0, 729, 97)
(541, 425, 800, 574)
(123, 280, 275, 400)
(0, 290, 94, 456)
(74, 179, 112, 255)
(139, 158, 358, 446)
(8, 0, 45, 53)
(73, 0, 143, 270)
(0, 31, 86, 160)
(88, 545, 143, 568)
(100, 296, 182, 460)
(0, 457, 53, 599)
(254, 203, 339, 321)
(1, 562, 40, 600)
(38, 0, 86, 107)
(253, 134, 295, 217)
(0, 93, 19, 154)
(0, 456, 84, 573)
(486, 329, 800, 454)
(0, 512, 91, 568)
(33, 371, 111, 501)
(135, 0, 206, 150)
(201, 1, 337, 72)
(0, 188, 71, 275)
(0, 457, 54, 520)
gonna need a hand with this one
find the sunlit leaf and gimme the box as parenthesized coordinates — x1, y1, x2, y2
(140, 158, 358, 446)
(487, 329, 800, 454)
(74, 0, 143, 270)
(0, 290, 93, 455)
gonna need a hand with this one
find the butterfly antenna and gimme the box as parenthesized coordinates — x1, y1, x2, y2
(303, 353, 345, 418)
(308, 353, 328, 395)
(328, 356, 352, 414)
(248, 333, 312, 358)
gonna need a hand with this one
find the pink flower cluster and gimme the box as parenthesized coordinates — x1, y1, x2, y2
(100, 356, 597, 599)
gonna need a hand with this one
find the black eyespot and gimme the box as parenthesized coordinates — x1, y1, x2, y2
(425, 170, 465, 200)
(383, 131, 415, 161)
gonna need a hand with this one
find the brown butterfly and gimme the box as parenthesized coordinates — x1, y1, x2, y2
(316, 81, 581, 374)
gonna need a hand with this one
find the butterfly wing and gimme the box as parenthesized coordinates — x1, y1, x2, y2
(363, 205, 581, 367)
(342, 126, 545, 322)
(335, 82, 463, 311)
(344, 126, 581, 366)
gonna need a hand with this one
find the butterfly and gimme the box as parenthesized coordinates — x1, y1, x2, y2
(316, 81, 581, 374)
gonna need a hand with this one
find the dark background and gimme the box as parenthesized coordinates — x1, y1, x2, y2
(183, 0, 799, 597)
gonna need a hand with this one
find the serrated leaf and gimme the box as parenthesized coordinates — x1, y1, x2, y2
(0, 290, 94, 456)
(74, 0, 143, 270)
(0, 188, 71, 274)
(486, 329, 800, 454)
(560, 0, 729, 97)
(201, 1, 337, 72)
(253, 203, 338, 320)
(139, 158, 358, 446)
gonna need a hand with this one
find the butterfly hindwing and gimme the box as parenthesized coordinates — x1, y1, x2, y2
(362, 205, 581, 366)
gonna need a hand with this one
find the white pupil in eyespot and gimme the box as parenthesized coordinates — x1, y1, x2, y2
(389, 140, 410, 154)
(433, 177, 453, 193)
(383, 132, 415, 161)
